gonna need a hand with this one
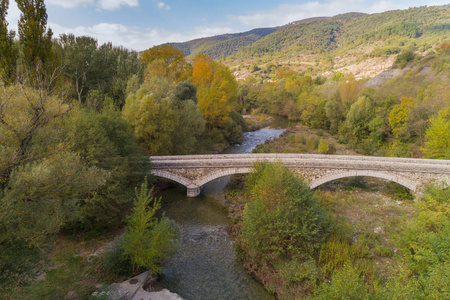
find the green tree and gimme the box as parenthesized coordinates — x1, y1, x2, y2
(397, 184, 450, 298)
(122, 180, 179, 274)
(325, 92, 344, 134)
(59, 34, 98, 104)
(174, 80, 197, 102)
(0, 0, 17, 84)
(422, 108, 450, 159)
(0, 83, 115, 247)
(63, 105, 145, 229)
(16, 0, 54, 76)
(242, 161, 324, 262)
(345, 96, 375, 141)
(172, 100, 205, 154)
(0, 83, 69, 187)
(122, 79, 177, 155)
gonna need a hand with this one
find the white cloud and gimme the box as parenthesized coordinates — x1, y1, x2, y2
(228, 1, 412, 28)
(96, 0, 139, 10)
(46, 0, 94, 9)
(157, 2, 171, 10)
(50, 22, 237, 51)
(4, 0, 20, 30)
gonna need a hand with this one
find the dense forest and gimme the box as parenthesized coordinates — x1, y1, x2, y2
(1, 0, 450, 299)
(0, 0, 244, 296)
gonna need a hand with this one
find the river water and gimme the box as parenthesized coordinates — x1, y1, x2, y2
(154, 120, 287, 300)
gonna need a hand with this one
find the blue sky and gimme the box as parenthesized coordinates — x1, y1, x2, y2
(5, 0, 450, 51)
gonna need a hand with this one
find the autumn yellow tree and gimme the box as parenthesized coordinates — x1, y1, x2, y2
(191, 54, 238, 128)
(140, 44, 188, 82)
(388, 96, 414, 139)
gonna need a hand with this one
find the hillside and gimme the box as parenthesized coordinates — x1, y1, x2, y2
(168, 27, 278, 60)
(165, 5, 450, 80)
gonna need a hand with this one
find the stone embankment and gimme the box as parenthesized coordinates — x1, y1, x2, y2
(96, 271, 184, 300)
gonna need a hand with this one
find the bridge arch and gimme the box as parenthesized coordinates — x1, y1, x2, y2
(196, 167, 253, 186)
(309, 170, 418, 192)
(151, 169, 191, 187)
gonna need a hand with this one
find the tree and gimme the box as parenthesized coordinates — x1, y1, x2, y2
(422, 108, 450, 159)
(0, 81, 69, 187)
(59, 34, 98, 104)
(242, 161, 325, 261)
(58, 35, 144, 107)
(140, 44, 187, 82)
(122, 79, 177, 155)
(325, 92, 344, 134)
(174, 80, 197, 102)
(192, 54, 238, 128)
(0, 0, 17, 84)
(172, 100, 205, 154)
(16, 0, 54, 75)
(339, 73, 359, 105)
(122, 180, 179, 274)
(345, 96, 375, 141)
(0, 83, 112, 247)
(63, 105, 145, 229)
(388, 96, 414, 140)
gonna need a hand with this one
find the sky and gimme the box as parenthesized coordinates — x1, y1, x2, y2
(4, 0, 450, 51)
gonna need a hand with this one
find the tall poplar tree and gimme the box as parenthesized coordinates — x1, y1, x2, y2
(16, 0, 54, 76)
(0, 0, 17, 84)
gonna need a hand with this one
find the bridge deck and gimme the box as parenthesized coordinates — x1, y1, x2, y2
(150, 154, 450, 174)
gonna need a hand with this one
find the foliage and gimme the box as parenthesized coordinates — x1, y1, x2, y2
(62, 105, 145, 230)
(122, 180, 180, 274)
(318, 138, 330, 154)
(395, 50, 415, 68)
(122, 79, 177, 155)
(58, 35, 144, 107)
(140, 44, 188, 82)
(172, 100, 206, 154)
(388, 96, 414, 140)
(313, 264, 369, 300)
(242, 161, 325, 261)
(192, 53, 238, 128)
(422, 108, 450, 159)
(345, 96, 375, 141)
(100, 236, 133, 277)
(0, 0, 17, 84)
(16, 0, 55, 79)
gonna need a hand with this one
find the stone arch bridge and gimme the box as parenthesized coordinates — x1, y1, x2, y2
(150, 154, 450, 197)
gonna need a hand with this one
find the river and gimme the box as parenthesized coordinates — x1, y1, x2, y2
(154, 119, 287, 300)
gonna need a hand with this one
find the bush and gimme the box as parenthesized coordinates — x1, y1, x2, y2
(313, 264, 369, 300)
(395, 50, 415, 68)
(242, 161, 325, 261)
(100, 237, 133, 277)
(318, 139, 330, 154)
(122, 181, 180, 274)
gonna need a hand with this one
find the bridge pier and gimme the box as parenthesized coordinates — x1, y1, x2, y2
(186, 184, 201, 197)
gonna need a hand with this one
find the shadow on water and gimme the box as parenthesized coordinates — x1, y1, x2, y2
(155, 121, 288, 300)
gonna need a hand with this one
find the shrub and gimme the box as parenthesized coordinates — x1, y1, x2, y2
(242, 161, 325, 261)
(100, 236, 133, 277)
(318, 139, 330, 154)
(122, 181, 180, 274)
(313, 264, 369, 300)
